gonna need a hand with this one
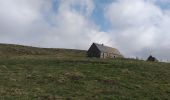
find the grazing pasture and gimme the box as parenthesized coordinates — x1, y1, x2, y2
(0, 44, 170, 100)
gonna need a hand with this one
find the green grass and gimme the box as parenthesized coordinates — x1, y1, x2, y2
(0, 44, 170, 100)
(0, 43, 86, 58)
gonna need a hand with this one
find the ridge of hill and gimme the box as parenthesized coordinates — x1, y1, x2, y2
(0, 43, 86, 58)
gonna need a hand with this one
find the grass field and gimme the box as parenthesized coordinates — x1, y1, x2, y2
(0, 44, 170, 100)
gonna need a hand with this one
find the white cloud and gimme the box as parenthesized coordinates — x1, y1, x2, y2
(105, 0, 170, 60)
(0, 0, 49, 38)
(40, 0, 111, 49)
(0, 0, 110, 50)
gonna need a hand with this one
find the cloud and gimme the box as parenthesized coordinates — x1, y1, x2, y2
(0, 0, 110, 49)
(0, 0, 49, 41)
(105, 0, 170, 60)
(39, 0, 111, 49)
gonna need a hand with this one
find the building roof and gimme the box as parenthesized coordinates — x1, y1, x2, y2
(93, 43, 122, 56)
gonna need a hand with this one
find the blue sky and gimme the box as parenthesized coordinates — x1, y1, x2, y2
(1, 0, 170, 60)
(155, 0, 170, 9)
(91, 0, 113, 32)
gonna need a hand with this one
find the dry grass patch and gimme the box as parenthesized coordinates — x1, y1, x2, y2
(64, 71, 85, 81)
(97, 77, 119, 85)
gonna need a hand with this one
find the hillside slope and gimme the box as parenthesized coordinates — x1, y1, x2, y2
(0, 43, 170, 100)
(0, 43, 86, 58)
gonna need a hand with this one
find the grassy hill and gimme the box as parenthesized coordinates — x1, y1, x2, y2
(0, 43, 170, 100)
(0, 43, 86, 58)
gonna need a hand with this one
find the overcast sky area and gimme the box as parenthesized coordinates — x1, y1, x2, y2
(0, 0, 170, 60)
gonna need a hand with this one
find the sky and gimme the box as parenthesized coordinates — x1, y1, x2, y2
(0, 0, 170, 60)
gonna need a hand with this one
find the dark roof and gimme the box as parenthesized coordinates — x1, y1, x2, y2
(147, 55, 158, 62)
(94, 43, 122, 56)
